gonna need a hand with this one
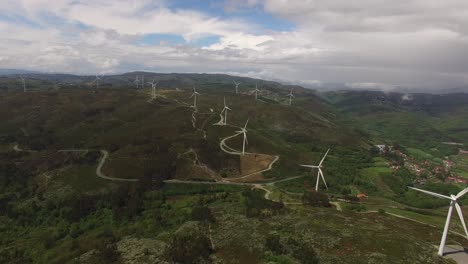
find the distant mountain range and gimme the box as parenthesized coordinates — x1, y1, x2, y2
(0, 69, 42, 75)
(0, 68, 467, 94)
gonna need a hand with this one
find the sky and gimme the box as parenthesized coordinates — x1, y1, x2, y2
(1, 0, 468, 91)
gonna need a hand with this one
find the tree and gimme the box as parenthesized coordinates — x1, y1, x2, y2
(302, 191, 330, 207)
(166, 222, 213, 264)
(191, 206, 215, 224)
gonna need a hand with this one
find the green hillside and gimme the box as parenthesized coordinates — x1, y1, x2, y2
(1, 75, 468, 263)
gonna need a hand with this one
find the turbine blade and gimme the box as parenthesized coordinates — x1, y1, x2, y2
(408, 187, 452, 200)
(455, 202, 468, 237)
(319, 149, 330, 166)
(244, 133, 248, 145)
(456, 188, 468, 199)
(244, 119, 249, 130)
(300, 165, 319, 168)
(319, 168, 328, 189)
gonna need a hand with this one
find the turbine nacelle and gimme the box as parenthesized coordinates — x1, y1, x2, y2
(237, 119, 249, 154)
(222, 97, 231, 111)
(408, 186, 468, 256)
(299, 149, 331, 191)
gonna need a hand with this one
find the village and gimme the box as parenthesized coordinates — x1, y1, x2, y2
(375, 144, 468, 185)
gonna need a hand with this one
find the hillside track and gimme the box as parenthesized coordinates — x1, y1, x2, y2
(13, 145, 139, 182)
(218, 128, 280, 181)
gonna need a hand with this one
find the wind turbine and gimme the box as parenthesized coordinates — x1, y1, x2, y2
(19, 76, 26, 92)
(300, 149, 330, 191)
(286, 88, 294, 106)
(252, 82, 261, 101)
(408, 186, 468, 256)
(221, 97, 232, 125)
(190, 86, 200, 108)
(148, 79, 159, 100)
(236, 119, 249, 155)
(134, 76, 140, 89)
(91, 74, 101, 89)
(234, 81, 241, 94)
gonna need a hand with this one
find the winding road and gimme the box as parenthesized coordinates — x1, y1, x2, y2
(13, 145, 139, 182)
(95, 150, 138, 182)
(218, 130, 280, 180)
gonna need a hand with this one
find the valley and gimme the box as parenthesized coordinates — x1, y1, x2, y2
(1, 75, 468, 263)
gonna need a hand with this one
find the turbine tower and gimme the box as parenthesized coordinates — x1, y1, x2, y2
(221, 97, 232, 125)
(300, 149, 330, 191)
(236, 119, 249, 155)
(141, 75, 144, 89)
(253, 82, 261, 101)
(287, 88, 294, 106)
(148, 79, 159, 100)
(408, 187, 468, 256)
(92, 74, 101, 89)
(234, 81, 241, 94)
(19, 76, 26, 92)
(134, 76, 140, 89)
(190, 86, 200, 108)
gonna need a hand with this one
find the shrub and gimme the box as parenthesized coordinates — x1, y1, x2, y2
(265, 234, 284, 255)
(242, 189, 284, 218)
(166, 222, 212, 264)
(191, 206, 215, 223)
(286, 237, 319, 264)
(302, 191, 330, 207)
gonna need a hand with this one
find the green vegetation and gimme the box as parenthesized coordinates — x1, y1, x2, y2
(1, 77, 468, 263)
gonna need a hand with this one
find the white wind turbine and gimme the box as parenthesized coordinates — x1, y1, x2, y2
(252, 82, 261, 101)
(234, 81, 241, 94)
(287, 88, 294, 106)
(408, 186, 468, 256)
(134, 76, 140, 89)
(19, 76, 26, 92)
(91, 74, 101, 89)
(148, 79, 159, 100)
(236, 119, 249, 155)
(190, 86, 200, 108)
(300, 149, 330, 191)
(221, 96, 232, 125)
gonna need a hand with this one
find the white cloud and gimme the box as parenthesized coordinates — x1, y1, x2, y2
(1, 0, 468, 91)
(205, 33, 273, 51)
(345, 82, 397, 91)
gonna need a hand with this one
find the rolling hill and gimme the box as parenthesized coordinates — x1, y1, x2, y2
(1, 73, 468, 263)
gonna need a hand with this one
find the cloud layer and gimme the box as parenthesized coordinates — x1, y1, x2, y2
(1, 0, 468, 91)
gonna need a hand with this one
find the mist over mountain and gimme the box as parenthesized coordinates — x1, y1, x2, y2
(2, 69, 468, 94)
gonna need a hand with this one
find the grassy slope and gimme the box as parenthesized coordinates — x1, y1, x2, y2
(0, 88, 364, 181)
(2, 86, 468, 263)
